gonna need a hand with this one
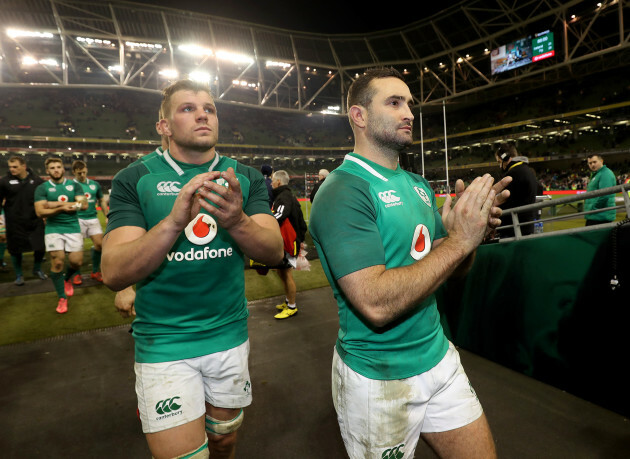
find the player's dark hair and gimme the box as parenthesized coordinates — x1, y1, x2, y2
(72, 159, 87, 171)
(347, 67, 404, 112)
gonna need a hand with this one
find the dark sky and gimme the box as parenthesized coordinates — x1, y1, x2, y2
(128, 0, 459, 34)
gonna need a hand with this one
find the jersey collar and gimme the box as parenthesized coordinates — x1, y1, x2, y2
(162, 149, 221, 176)
(344, 153, 403, 182)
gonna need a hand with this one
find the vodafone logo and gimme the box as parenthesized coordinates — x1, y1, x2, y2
(157, 181, 181, 195)
(57, 195, 69, 202)
(184, 214, 218, 245)
(410, 224, 431, 260)
(84, 192, 91, 200)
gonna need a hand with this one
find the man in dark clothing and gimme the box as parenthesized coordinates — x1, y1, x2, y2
(495, 143, 538, 238)
(309, 169, 329, 203)
(271, 170, 307, 319)
(261, 164, 274, 208)
(0, 156, 47, 284)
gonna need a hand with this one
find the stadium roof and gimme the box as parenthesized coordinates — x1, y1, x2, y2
(1, 0, 628, 114)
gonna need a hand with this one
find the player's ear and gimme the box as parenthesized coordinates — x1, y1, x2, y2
(349, 105, 367, 129)
(158, 119, 171, 136)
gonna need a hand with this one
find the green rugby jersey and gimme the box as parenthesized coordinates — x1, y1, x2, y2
(310, 152, 449, 380)
(34, 179, 82, 234)
(106, 151, 272, 363)
(73, 178, 103, 220)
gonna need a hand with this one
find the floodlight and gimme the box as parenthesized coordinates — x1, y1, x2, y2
(159, 68, 179, 79)
(7, 28, 54, 39)
(179, 44, 213, 56)
(216, 50, 254, 65)
(190, 71, 211, 84)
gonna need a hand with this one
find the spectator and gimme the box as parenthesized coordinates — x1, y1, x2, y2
(0, 156, 47, 285)
(584, 154, 617, 226)
(309, 168, 329, 203)
(494, 143, 538, 237)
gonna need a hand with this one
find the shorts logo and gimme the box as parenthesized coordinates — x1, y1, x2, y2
(184, 214, 218, 245)
(410, 224, 431, 260)
(57, 194, 69, 202)
(413, 186, 432, 207)
(382, 443, 405, 459)
(155, 397, 182, 415)
(156, 181, 181, 195)
(154, 396, 183, 421)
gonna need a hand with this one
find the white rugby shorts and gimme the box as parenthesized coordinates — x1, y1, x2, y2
(332, 341, 483, 459)
(44, 233, 83, 253)
(135, 340, 252, 434)
(78, 218, 103, 238)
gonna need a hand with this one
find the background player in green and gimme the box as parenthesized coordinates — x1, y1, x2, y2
(102, 79, 283, 459)
(70, 159, 107, 283)
(34, 157, 87, 314)
(310, 68, 511, 459)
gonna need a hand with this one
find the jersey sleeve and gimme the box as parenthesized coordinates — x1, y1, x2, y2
(33, 183, 47, 202)
(237, 164, 273, 217)
(310, 172, 385, 280)
(105, 165, 148, 233)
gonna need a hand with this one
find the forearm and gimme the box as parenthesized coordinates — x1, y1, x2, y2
(340, 236, 471, 327)
(101, 217, 182, 291)
(227, 214, 284, 266)
(35, 202, 74, 218)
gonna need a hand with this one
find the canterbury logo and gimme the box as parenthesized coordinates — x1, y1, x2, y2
(156, 181, 181, 194)
(382, 444, 405, 459)
(155, 397, 182, 415)
(378, 190, 400, 204)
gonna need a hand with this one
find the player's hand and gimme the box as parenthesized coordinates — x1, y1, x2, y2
(442, 174, 496, 253)
(114, 286, 136, 318)
(167, 171, 217, 231)
(197, 167, 246, 230)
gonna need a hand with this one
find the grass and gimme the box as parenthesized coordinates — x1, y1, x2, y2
(0, 258, 329, 346)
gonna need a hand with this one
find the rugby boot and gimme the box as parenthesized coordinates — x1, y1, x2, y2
(56, 298, 68, 314)
(64, 280, 74, 297)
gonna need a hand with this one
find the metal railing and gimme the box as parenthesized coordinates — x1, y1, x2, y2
(492, 183, 630, 242)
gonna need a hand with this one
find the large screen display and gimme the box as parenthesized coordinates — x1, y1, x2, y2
(490, 31, 554, 75)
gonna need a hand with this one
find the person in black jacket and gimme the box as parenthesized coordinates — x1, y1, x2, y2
(309, 169, 329, 203)
(494, 143, 538, 238)
(271, 170, 307, 319)
(0, 156, 47, 285)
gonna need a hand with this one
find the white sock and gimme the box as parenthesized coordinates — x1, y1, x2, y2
(288, 303, 296, 309)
